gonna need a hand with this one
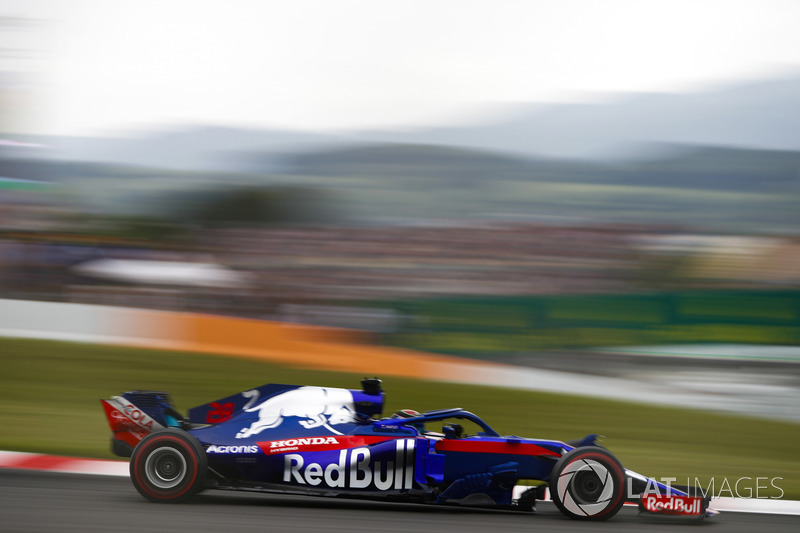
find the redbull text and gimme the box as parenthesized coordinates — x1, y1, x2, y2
(283, 439, 415, 490)
(643, 495, 703, 515)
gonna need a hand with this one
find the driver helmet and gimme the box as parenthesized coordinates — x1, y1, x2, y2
(391, 409, 423, 431)
(392, 409, 421, 419)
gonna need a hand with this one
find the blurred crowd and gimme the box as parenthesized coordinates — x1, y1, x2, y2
(2, 197, 799, 330)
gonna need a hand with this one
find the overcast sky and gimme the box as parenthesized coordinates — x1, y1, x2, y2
(3, 0, 800, 136)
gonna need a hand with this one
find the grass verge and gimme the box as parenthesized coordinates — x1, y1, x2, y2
(1, 337, 798, 499)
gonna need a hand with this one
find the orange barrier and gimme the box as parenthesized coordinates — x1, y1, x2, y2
(0, 298, 494, 382)
(149, 312, 494, 379)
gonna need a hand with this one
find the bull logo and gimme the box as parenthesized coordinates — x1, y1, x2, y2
(235, 387, 355, 439)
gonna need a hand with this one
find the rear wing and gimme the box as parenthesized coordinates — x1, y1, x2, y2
(101, 391, 177, 456)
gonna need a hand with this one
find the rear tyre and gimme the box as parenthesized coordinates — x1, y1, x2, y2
(130, 429, 207, 503)
(549, 447, 626, 520)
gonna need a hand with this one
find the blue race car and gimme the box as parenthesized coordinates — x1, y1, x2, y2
(101, 379, 715, 520)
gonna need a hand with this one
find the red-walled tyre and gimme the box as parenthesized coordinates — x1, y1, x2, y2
(130, 429, 207, 503)
(549, 447, 627, 520)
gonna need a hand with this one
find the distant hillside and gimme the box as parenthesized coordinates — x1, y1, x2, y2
(393, 74, 800, 160)
(4, 71, 800, 232)
(3, 141, 798, 231)
(284, 143, 800, 230)
(4, 126, 349, 172)
(0, 158, 142, 182)
(620, 147, 800, 193)
(287, 143, 800, 193)
(4, 73, 800, 170)
(283, 144, 533, 184)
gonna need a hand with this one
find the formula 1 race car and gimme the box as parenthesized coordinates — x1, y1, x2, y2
(101, 379, 715, 520)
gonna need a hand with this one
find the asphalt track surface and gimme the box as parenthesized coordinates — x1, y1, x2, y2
(2, 470, 798, 533)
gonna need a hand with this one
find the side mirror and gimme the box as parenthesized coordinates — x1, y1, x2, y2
(443, 423, 463, 439)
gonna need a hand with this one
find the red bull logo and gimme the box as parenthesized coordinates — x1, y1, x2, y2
(235, 387, 356, 439)
(643, 495, 703, 515)
(283, 439, 415, 490)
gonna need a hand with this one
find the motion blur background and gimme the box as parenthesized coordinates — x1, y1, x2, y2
(2, 1, 800, 428)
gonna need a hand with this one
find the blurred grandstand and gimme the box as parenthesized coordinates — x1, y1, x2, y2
(2, 131, 800, 349)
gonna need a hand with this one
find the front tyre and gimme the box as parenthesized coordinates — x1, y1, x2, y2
(549, 447, 626, 520)
(130, 429, 207, 503)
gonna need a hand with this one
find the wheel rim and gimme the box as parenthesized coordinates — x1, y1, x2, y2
(144, 447, 187, 489)
(572, 470, 603, 501)
(557, 458, 615, 516)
